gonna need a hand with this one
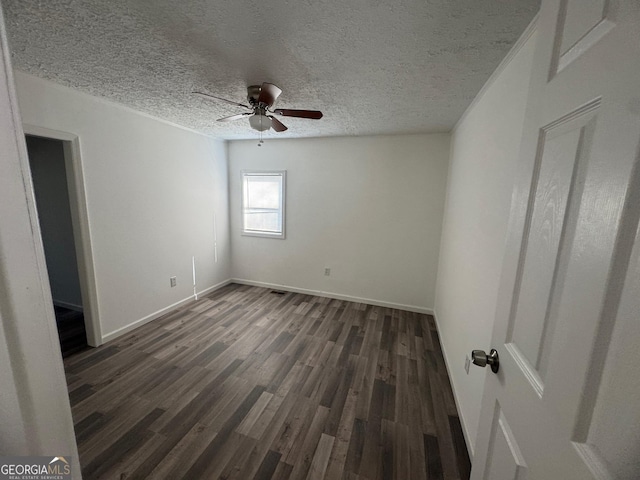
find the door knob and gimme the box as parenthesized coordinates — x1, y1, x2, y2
(471, 349, 500, 373)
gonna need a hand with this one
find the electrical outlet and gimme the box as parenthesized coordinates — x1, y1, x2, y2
(170, 276, 177, 287)
(324, 268, 331, 276)
(464, 355, 471, 374)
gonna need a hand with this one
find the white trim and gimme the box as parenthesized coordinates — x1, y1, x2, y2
(453, 13, 540, 132)
(23, 124, 103, 347)
(52, 300, 83, 312)
(432, 308, 475, 460)
(15, 71, 215, 139)
(231, 278, 434, 314)
(24, 124, 78, 142)
(100, 279, 232, 343)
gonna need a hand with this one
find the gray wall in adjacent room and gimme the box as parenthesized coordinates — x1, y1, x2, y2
(27, 135, 83, 309)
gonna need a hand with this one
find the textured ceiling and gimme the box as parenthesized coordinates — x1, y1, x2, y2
(3, 0, 539, 139)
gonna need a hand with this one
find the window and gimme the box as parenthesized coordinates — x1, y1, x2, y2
(241, 170, 286, 238)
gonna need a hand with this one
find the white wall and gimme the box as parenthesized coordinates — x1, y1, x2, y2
(27, 135, 84, 309)
(434, 26, 537, 456)
(229, 134, 450, 312)
(14, 72, 231, 342)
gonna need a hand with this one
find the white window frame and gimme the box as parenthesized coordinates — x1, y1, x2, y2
(241, 170, 286, 239)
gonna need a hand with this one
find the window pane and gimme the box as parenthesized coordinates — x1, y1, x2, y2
(246, 175, 281, 209)
(244, 209, 281, 232)
(242, 172, 285, 237)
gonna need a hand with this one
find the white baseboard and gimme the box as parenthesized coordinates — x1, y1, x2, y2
(101, 279, 232, 344)
(432, 308, 474, 461)
(231, 278, 433, 315)
(53, 299, 83, 312)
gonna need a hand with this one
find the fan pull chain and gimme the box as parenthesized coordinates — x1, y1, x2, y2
(258, 115, 264, 146)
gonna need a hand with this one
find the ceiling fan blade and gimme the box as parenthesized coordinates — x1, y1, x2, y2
(217, 112, 252, 122)
(193, 91, 250, 109)
(268, 116, 288, 132)
(272, 109, 323, 119)
(257, 83, 282, 107)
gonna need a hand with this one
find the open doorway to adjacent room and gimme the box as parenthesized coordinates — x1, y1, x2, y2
(26, 134, 86, 356)
(24, 128, 101, 355)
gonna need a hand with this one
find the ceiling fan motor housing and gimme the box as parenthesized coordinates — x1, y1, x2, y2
(247, 85, 263, 106)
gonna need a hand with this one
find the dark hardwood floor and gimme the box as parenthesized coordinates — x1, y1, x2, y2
(64, 283, 471, 480)
(54, 305, 88, 357)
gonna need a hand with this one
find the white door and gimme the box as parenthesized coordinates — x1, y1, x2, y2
(471, 1, 640, 479)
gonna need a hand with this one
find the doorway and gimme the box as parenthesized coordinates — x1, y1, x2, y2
(23, 126, 102, 353)
(26, 134, 88, 356)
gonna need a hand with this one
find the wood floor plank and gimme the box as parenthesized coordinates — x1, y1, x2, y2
(272, 395, 315, 457)
(343, 417, 366, 477)
(231, 391, 300, 480)
(246, 392, 288, 441)
(429, 369, 461, 480)
(286, 404, 330, 479)
(358, 379, 385, 479)
(271, 461, 294, 480)
(409, 423, 428, 480)
(253, 449, 282, 480)
(306, 433, 334, 480)
(81, 407, 164, 478)
(394, 421, 410, 480)
(380, 419, 394, 480)
(179, 385, 266, 479)
(62, 283, 470, 479)
(108, 430, 167, 479)
(236, 390, 275, 436)
(145, 422, 218, 479)
(424, 433, 444, 480)
(78, 395, 154, 463)
(323, 386, 358, 479)
(449, 415, 472, 480)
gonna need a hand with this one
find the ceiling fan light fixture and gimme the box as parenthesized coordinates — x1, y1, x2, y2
(249, 113, 272, 132)
(193, 83, 322, 134)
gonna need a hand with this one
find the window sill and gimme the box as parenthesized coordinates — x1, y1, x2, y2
(241, 231, 286, 240)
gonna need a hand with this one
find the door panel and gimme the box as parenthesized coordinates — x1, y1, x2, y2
(508, 103, 599, 387)
(472, 1, 640, 479)
(554, 0, 616, 74)
(483, 403, 527, 480)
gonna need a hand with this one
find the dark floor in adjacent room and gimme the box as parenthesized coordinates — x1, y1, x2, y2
(54, 305, 88, 358)
(64, 283, 471, 479)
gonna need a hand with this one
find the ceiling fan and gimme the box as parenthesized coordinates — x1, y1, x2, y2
(193, 82, 323, 134)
